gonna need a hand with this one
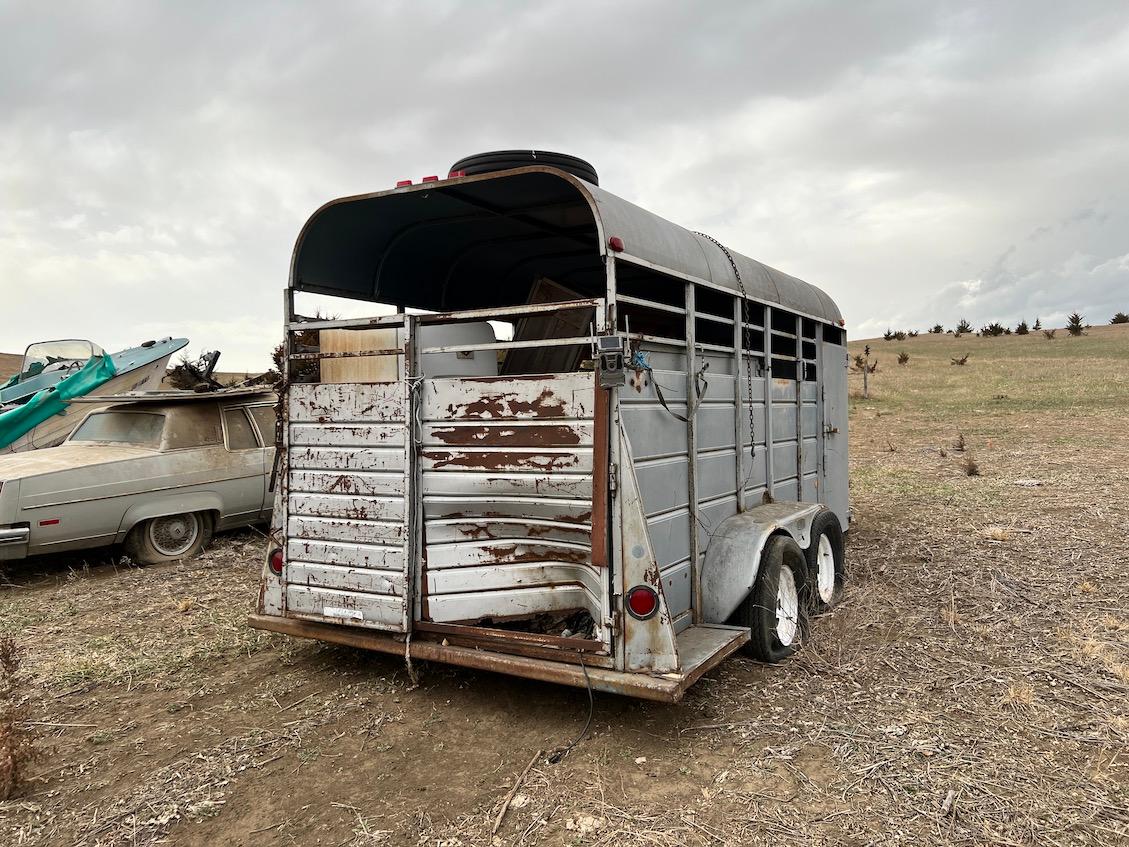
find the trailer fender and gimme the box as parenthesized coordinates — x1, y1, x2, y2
(115, 492, 224, 542)
(701, 502, 823, 624)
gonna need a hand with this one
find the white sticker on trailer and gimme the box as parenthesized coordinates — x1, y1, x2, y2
(322, 606, 364, 621)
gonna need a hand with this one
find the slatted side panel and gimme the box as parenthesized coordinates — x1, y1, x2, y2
(694, 350, 742, 574)
(621, 345, 693, 624)
(284, 382, 409, 632)
(739, 362, 769, 505)
(419, 373, 602, 626)
(800, 381, 821, 501)
(769, 379, 800, 501)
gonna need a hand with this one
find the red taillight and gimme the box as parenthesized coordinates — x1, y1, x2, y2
(448, 169, 466, 178)
(421, 175, 438, 182)
(396, 179, 412, 187)
(268, 548, 284, 576)
(626, 585, 658, 620)
(608, 236, 625, 252)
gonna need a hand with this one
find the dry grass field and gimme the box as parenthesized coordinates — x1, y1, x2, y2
(0, 325, 1126, 846)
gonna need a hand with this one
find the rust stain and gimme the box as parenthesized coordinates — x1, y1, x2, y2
(480, 545, 590, 565)
(445, 387, 567, 420)
(437, 509, 592, 525)
(423, 450, 580, 472)
(327, 474, 354, 493)
(430, 424, 582, 447)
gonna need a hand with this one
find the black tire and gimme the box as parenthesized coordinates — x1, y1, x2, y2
(805, 510, 845, 612)
(449, 150, 599, 185)
(125, 511, 213, 564)
(735, 535, 808, 662)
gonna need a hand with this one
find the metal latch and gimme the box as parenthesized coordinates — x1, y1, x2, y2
(608, 462, 618, 492)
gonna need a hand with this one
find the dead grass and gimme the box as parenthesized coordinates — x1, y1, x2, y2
(1, 328, 1128, 845)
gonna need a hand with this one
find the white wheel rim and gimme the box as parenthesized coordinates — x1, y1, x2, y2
(148, 513, 200, 557)
(816, 534, 836, 603)
(776, 565, 799, 646)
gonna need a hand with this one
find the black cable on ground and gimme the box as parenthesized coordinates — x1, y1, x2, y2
(547, 655, 594, 764)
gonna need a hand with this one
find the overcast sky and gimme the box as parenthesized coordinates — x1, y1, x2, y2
(3, 1, 1127, 370)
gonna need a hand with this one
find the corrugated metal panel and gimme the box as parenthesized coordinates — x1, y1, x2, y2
(418, 373, 607, 635)
(284, 382, 410, 632)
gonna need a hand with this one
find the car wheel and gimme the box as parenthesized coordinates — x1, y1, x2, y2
(126, 512, 213, 564)
(805, 510, 845, 612)
(735, 534, 808, 662)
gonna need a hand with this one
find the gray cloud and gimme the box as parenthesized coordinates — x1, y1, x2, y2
(2, 0, 1127, 369)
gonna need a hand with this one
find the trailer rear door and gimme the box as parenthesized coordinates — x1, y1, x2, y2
(284, 380, 412, 631)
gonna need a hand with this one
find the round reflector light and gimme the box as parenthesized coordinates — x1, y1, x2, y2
(626, 585, 659, 620)
(268, 548, 284, 575)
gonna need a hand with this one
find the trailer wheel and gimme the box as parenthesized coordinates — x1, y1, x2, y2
(736, 535, 807, 662)
(805, 510, 845, 611)
(126, 512, 213, 564)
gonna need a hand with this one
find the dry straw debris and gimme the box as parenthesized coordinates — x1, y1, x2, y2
(0, 324, 1128, 845)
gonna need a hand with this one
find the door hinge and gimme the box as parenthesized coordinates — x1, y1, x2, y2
(608, 462, 618, 492)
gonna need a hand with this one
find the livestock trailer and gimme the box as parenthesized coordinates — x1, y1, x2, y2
(250, 151, 849, 702)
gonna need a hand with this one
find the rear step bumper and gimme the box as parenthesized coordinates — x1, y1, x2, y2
(248, 614, 749, 703)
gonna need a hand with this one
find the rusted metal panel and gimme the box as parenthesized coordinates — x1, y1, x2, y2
(427, 585, 595, 622)
(419, 372, 607, 638)
(288, 470, 404, 497)
(288, 493, 406, 521)
(289, 383, 403, 422)
(289, 423, 405, 447)
(415, 621, 610, 658)
(288, 515, 406, 545)
(425, 539, 591, 569)
(286, 538, 404, 570)
(249, 612, 737, 703)
(288, 446, 405, 472)
(284, 585, 404, 630)
(422, 421, 591, 447)
(420, 448, 592, 474)
(423, 518, 591, 545)
(422, 373, 592, 420)
(424, 563, 603, 597)
(286, 562, 405, 596)
(422, 494, 592, 522)
(591, 383, 609, 567)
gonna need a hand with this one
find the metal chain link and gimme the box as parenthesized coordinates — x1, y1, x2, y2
(693, 232, 757, 460)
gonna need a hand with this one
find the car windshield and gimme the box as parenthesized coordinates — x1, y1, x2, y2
(70, 412, 165, 448)
(21, 340, 104, 377)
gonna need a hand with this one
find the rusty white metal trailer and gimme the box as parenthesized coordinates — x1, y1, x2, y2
(250, 152, 849, 702)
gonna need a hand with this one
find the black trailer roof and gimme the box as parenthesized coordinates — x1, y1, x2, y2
(290, 166, 841, 324)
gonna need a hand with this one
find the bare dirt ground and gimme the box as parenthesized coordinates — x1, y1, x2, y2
(1, 326, 1127, 846)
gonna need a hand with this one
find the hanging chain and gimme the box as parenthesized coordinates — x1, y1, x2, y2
(693, 232, 756, 460)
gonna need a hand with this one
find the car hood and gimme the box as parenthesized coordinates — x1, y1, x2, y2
(0, 444, 156, 480)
